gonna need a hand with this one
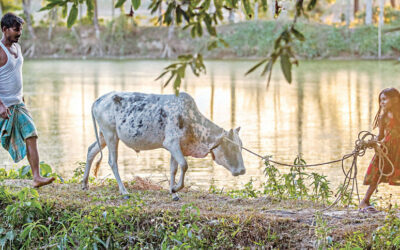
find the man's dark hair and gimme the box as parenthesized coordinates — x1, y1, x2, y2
(1, 13, 24, 30)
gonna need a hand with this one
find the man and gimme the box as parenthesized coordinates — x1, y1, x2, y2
(0, 13, 54, 187)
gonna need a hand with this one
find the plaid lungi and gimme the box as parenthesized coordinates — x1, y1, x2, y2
(0, 103, 38, 163)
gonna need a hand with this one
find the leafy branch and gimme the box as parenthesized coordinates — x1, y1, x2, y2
(156, 54, 206, 95)
(245, 0, 312, 87)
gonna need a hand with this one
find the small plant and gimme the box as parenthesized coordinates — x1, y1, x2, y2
(309, 172, 331, 203)
(371, 207, 400, 248)
(227, 178, 260, 198)
(314, 212, 333, 249)
(20, 220, 50, 248)
(262, 158, 285, 198)
(5, 188, 44, 227)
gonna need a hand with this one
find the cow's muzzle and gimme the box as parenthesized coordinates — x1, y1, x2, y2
(232, 168, 246, 176)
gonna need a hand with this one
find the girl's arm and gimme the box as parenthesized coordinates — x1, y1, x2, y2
(376, 115, 385, 141)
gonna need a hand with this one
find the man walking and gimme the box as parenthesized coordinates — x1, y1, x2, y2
(0, 13, 54, 187)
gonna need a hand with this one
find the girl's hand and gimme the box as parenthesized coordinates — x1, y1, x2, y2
(366, 139, 377, 147)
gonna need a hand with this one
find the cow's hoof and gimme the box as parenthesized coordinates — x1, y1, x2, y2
(82, 185, 88, 190)
(123, 195, 130, 200)
(172, 194, 180, 201)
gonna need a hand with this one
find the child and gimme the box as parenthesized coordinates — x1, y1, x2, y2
(360, 87, 400, 213)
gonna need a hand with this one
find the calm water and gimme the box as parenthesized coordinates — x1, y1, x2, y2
(2, 59, 400, 200)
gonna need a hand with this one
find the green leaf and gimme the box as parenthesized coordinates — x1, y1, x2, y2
(163, 72, 176, 87)
(177, 66, 186, 78)
(30, 188, 39, 197)
(31, 201, 43, 211)
(173, 76, 182, 96)
(291, 28, 305, 41)
(155, 71, 169, 81)
(86, 0, 94, 19)
(307, 0, 317, 10)
(67, 4, 79, 28)
(207, 40, 218, 51)
(62, 4, 68, 18)
(245, 59, 268, 75)
(40, 163, 53, 176)
(131, 0, 140, 10)
(115, 0, 126, 8)
(19, 165, 31, 178)
(242, 0, 253, 18)
(196, 22, 203, 37)
(21, 226, 31, 240)
(5, 231, 14, 241)
(280, 53, 292, 83)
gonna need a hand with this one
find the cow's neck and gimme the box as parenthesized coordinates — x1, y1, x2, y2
(196, 117, 225, 150)
(183, 116, 225, 158)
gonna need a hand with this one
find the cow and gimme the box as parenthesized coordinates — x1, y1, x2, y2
(82, 91, 246, 200)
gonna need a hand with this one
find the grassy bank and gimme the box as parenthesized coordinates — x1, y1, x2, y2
(0, 162, 400, 249)
(20, 20, 400, 60)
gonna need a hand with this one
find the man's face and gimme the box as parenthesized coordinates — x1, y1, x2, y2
(3, 25, 22, 43)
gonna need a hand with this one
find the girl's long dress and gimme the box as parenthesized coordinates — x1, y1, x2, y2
(364, 118, 400, 185)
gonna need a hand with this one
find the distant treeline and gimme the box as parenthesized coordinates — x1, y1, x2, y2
(19, 20, 400, 60)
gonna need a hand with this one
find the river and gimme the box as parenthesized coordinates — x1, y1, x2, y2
(2, 59, 400, 201)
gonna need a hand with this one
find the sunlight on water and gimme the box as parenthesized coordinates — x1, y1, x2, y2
(2, 59, 400, 201)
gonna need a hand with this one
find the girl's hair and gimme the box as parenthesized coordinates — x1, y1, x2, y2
(373, 87, 400, 129)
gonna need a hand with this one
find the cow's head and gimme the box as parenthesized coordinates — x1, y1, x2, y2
(211, 127, 246, 176)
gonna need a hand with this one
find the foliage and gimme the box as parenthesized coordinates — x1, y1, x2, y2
(4, 188, 44, 227)
(313, 212, 333, 249)
(156, 54, 206, 95)
(262, 155, 331, 203)
(0, 162, 63, 183)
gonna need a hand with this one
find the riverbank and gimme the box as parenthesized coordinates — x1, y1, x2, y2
(20, 20, 400, 60)
(0, 178, 398, 249)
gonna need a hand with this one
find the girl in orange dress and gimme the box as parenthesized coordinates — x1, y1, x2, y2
(360, 87, 400, 213)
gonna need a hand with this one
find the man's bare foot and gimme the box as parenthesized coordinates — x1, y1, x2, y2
(33, 176, 55, 188)
(359, 200, 370, 209)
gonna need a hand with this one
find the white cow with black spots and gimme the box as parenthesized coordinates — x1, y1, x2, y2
(82, 91, 246, 200)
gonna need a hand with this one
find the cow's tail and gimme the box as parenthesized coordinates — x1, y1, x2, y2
(91, 104, 103, 177)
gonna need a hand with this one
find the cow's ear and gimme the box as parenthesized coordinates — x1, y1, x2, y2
(235, 127, 241, 133)
(228, 128, 234, 137)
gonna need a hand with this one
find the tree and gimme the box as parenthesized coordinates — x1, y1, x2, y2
(365, 0, 373, 25)
(40, 0, 316, 93)
(22, 0, 36, 57)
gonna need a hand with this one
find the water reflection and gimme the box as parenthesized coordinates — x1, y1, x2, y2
(2, 60, 400, 201)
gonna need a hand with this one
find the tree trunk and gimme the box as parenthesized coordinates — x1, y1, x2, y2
(254, 2, 259, 20)
(48, 8, 57, 41)
(365, 0, 373, 24)
(345, 0, 352, 27)
(229, 10, 235, 23)
(22, 0, 36, 40)
(0, 2, 3, 18)
(112, 0, 115, 19)
(93, 0, 103, 56)
(354, 0, 359, 15)
(22, 0, 36, 57)
(378, 0, 384, 59)
(391, 0, 396, 8)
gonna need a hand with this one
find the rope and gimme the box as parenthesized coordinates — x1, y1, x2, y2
(223, 130, 395, 209)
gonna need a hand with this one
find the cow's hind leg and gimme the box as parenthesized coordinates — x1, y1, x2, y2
(82, 133, 106, 190)
(169, 156, 179, 201)
(164, 139, 188, 200)
(103, 131, 129, 197)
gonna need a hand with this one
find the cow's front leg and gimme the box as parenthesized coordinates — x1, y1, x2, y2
(169, 156, 179, 201)
(164, 139, 188, 200)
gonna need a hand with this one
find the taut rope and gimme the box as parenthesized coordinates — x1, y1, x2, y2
(223, 131, 395, 208)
